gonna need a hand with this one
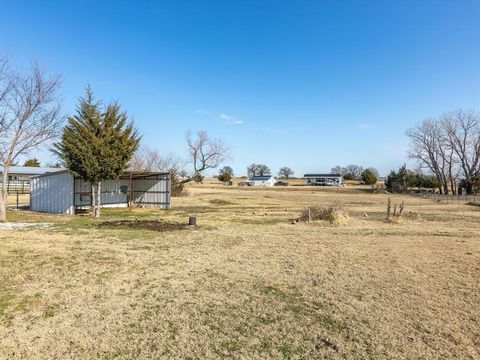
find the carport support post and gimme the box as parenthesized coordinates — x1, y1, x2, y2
(129, 172, 133, 210)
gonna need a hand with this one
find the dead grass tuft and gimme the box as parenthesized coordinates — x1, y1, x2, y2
(299, 204, 349, 225)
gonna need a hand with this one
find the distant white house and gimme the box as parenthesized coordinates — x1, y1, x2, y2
(247, 175, 276, 187)
(304, 173, 343, 186)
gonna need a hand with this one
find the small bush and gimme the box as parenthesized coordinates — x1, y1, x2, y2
(299, 205, 348, 225)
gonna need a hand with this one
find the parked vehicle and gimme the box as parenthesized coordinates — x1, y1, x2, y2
(274, 181, 289, 186)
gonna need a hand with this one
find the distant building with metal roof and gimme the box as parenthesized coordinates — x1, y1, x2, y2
(1, 166, 65, 181)
(303, 173, 343, 186)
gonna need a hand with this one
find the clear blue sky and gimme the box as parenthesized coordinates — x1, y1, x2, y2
(1, 0, 479, 176)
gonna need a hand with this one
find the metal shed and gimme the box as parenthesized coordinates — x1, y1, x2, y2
(30, 170, 171, 215)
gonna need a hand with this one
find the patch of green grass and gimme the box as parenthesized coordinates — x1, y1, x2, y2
(278, 343, 309, 358)
(43, 304, 59, 318)
(100, 209, 163, 219)
(0, 293, 16, 317)
(317, 314, 346, 332)
(216, 339, 241, 355)
(9, 248, 27, 257)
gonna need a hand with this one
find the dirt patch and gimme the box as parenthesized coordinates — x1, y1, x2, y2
(99, 220, 187, 232)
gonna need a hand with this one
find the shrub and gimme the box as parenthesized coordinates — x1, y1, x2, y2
(361, 169, 378, 185)
(218, 166, 233, 183)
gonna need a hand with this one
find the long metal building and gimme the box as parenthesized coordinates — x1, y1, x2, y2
(30, 170, 171, 215)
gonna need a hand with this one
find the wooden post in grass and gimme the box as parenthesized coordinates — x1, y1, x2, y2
(308, 207, 311, 222)
(189, 216, 196, 226)
(129, 172, 133, 210)
(16, 190, 19, 209)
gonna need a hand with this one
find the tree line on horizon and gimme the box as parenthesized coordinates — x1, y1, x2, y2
(1, 55, 478, 221)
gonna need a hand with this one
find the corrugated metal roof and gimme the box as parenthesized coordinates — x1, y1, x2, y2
(303, 174, 342, 178)
(32, 169, 170, 179)
(0, 166, 66, 175)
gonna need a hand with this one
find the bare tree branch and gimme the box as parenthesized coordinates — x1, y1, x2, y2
(0, 57, 63, 221)
(182, 130, 230, 183)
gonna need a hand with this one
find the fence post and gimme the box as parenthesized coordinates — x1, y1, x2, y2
(16, 190, 19, 209)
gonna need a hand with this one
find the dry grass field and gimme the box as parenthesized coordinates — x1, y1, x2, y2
(1, 184, 479, 359)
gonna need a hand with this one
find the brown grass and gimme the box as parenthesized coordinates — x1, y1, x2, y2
(0, 184, 479, 359)
(299, 204, 348, 225)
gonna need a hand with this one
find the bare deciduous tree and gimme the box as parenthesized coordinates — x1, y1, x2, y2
(331, 165, 363, 179)
(183, 130, 229, 183)
(278, 166, 294, 179)
(330, 165, 345, 175)
(344, 164, 363, 179)
(407, 110, 480, 194)
(247, 163, 271, 177)
(442, 110, 480, 194)
(129, 146, 188, 196)
(0, 57, 62, 221)
(406, 119, 451, 194)
(130, 146, 185, 174)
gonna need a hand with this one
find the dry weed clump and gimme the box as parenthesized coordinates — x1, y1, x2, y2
(299, 205, 348, 225)
(386, 197, 405, 223)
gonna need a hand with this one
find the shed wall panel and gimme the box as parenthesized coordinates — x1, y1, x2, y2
(74, 178, 129, 207)
(30, 172, 74, 214)
(132, 176, 170, 208)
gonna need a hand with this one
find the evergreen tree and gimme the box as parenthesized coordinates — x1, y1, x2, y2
(23, 158, 41, 167)
(361, 168, 378, 185)
(218, 166, 233, 183)
(53, 88, 140, 218)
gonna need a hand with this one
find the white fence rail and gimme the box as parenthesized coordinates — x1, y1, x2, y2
(0, 180, 30, 194)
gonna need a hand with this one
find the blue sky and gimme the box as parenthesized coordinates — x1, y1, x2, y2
(1, 0, 479, 176)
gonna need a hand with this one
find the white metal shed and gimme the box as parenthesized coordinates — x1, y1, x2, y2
(30, 170, 171, 215)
